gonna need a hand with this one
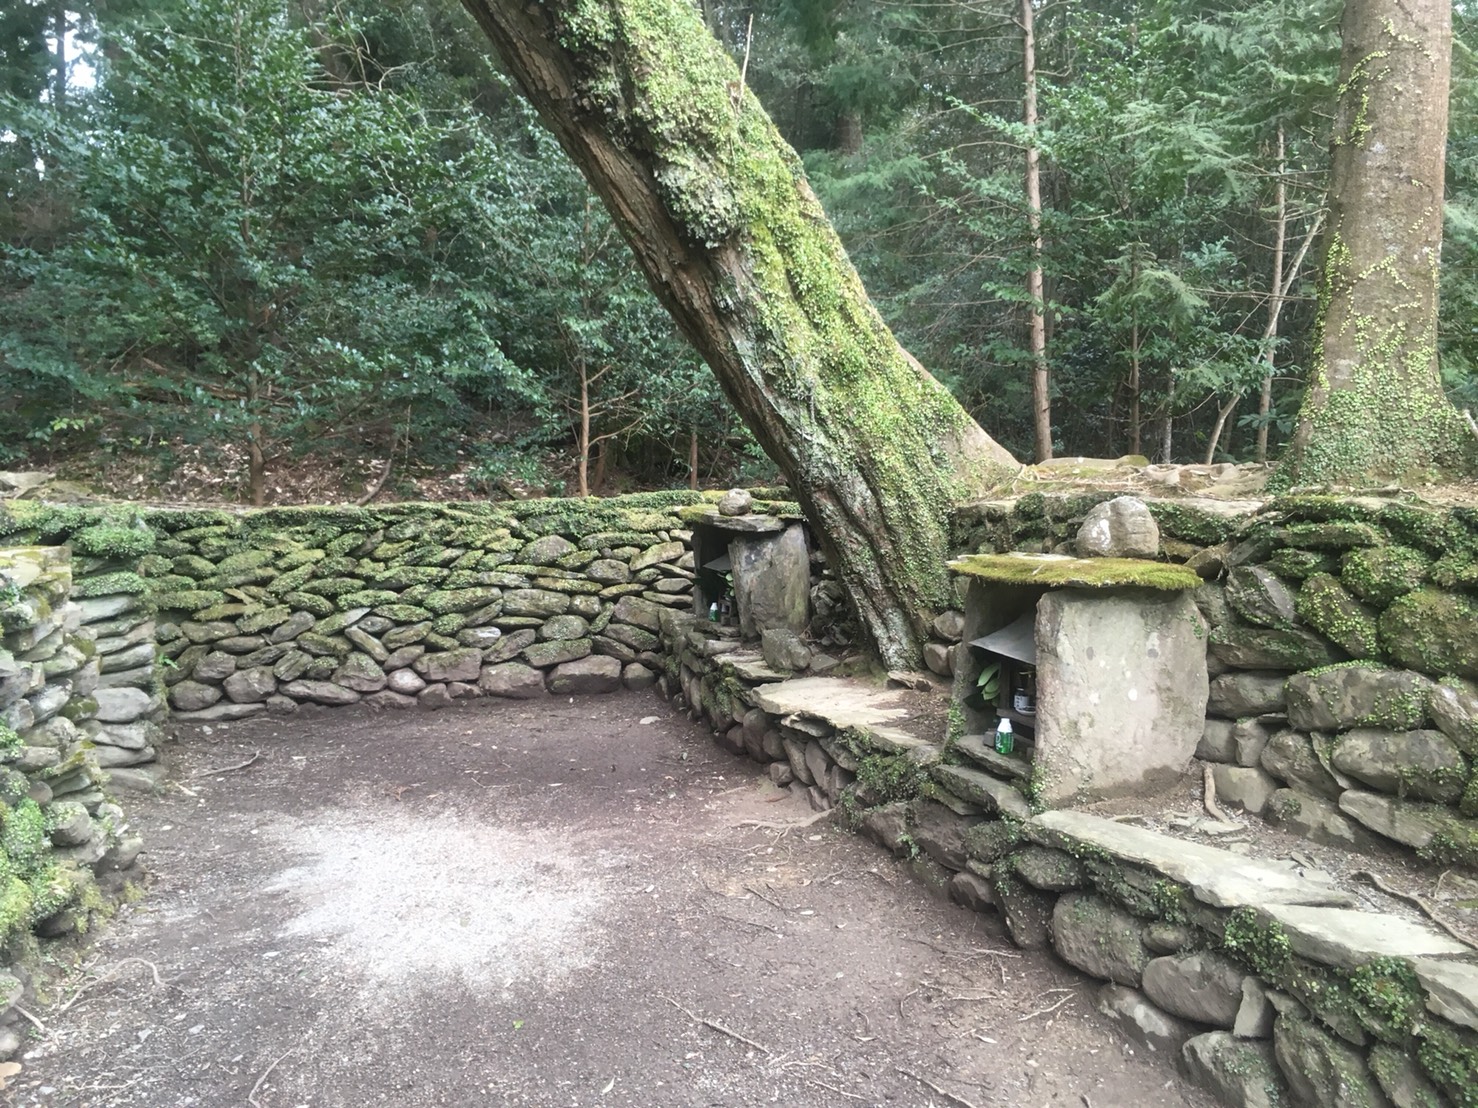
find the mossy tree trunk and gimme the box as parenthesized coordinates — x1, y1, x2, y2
(1281, 0, 1471, 486)
(459, 0, 1017, 667)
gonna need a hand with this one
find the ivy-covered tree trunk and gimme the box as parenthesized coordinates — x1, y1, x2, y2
(1281, 0, 1470, 486)
(459, 0, 1016, 667)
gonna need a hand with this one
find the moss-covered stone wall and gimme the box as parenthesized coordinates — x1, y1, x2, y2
(0, 493, 747, 716)
(938, 491, 1478, 871)
(0, 545, 146, 1059)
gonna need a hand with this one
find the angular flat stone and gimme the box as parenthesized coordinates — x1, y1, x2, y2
(725, 655, 788, 684)
(1052, 893, 1149, 986)
(172, 702, 266, 722)
(1142, 952, 1245, 1028)
(93, 686, 156, 723)
(1208, 671, 1288, 716)
(953, 734, 1031, 780)
(1331, 728, 1467, 803)
(749, 677, 911, 732)
(1258, 904, 1470, 971)
(547, 655, 622, 695)
(1273, 1016, 1389, 1108)
(1337, 790, 1463, 850)
(1412, 958, 1478, 1031)
(931, 763, 1030, 818)
(1181, 1032, 1285, 1108)
(1097, 984, 1196, 1056)
(279, 680, 362, 706)
(1029, 810, 1354, 909)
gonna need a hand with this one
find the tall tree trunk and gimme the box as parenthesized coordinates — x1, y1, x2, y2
(1128, 313, 1141, 457)
(1021, 0, 1051, 462)
(1256, 125, 1289, 465)
(576, 358, 591, 498)
(688, 427, 699, 491)
(52, 3, 66, 111)
(459, 0, 1016, 667)
(1280, 0, 1469, 486)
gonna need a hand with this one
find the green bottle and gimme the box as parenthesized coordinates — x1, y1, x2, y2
(994, 717, 1014, 755)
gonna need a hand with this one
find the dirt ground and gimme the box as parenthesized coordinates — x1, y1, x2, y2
(10, 693, 1217, 1108)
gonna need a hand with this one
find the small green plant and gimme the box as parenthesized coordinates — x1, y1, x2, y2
(975, 661, 1001, 700)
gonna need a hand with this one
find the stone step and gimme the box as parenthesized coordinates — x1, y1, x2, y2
(955, 733, 1032, 780)
(1029, 810, 1355, 909)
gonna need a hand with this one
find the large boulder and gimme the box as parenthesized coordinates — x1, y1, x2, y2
(1260, 730, 1344, 800)
(1208, 671, 1288, 716)
(1142, 952, 1245, 1028)
(1075, 497, 1159, 558)
(1273, 1017, 1392, 1108)
(169, 680, 221, 712)
(1295, 574, 1382, 658)
(412, 648, 484, 684)
(500, 589, 571, 618)
(279, 680, 361, 706)
(1266, 790, 1383, 851)
(1380, 588, 1478, 678)
(1096, 984, 1197, 1056)
(1340, 545, 1429, 606)
(1181, 1033, 1286, 1108)
(331, 653, 387, 694)
(1429, 679, 1478, 756)
(1286, 665, 1433, 732)
(547, 655, 622, 695)
(1209, 623, 1344, 671)
(1338, 791, 1476, 855)
(1051, 892, 1149, 986)
(1330, 728, 1468, 803)
(760, 628, 811, 672)
(1226, 566, 1298, 629)
(479, 662, 547, 699)
(223, 666, 278, 703)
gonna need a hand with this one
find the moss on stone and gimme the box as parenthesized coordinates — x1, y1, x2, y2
(283, 591, 336, 617)
(153, 588, 226, 611)
(73, 571, 150, 598)
(1296, 574, 1382, 658)
(1380, 588, 1478, 678)
(1341, 544, 1430, 605)
(949, 552, 1200, 590)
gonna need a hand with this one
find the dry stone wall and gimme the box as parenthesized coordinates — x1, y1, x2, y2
(939, 493, 1478, 871)
(0, 545, 147, 1058)
(0, 494, 726, 719)
(657, 613, 1478, 1108)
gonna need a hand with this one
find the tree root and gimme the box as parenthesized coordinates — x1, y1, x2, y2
(1353, 870, 1477, 950)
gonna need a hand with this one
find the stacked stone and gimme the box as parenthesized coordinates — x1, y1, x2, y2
(1187, 502, 1478, 866)
(654, 610, 850, 767)
(657, 636, 1476, 1108)
(0, 546, 145, 1031)
(134, 505, 697, 716)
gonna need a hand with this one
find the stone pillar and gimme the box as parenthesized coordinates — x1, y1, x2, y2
(730, 523, 809, 638)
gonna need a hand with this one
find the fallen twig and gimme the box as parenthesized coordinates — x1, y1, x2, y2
(1018, 990, 1076, 1022)
(894, 1066, 980, 1108)
(716, 914, 783, 936)
(248, 1048, 294, 1108)
(1354, 870, 1477, 950)
(187, 750, 262, 780)
(808, 1079, 865, 1101)
(57, 958, 165, 1015)
(14, 1006, 46, 1034)
(744, 884, 786, 911)
(1202, 763, 1232, 823)
(734, 810, 833, 833)
(662, 996, 770, 1054)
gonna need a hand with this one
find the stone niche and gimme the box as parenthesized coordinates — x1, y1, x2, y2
(688, 510, 809, 639)
(951, 553, 1209, 807)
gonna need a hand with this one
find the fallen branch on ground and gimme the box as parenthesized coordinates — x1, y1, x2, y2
(733, 809, 833, 833)
(1202, 763, 1234, 824)
(248, 1048, 294, 1108)
(1353, 870, 1477, 950)
(1018, 989, 1076, 1022)
(187, 751, 262, 780)
(58, 958, 165, 1015)
(894, 1066, 980, 1108)
(662, 996, 770, 1054)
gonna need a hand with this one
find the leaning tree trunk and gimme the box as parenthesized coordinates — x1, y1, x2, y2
(1280, 0, 1469, 486)
(460, 0, 1016, 667)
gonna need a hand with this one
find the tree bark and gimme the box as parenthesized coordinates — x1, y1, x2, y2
(459, 0, 1016, 667)
(1280, 0, 1470, 485)
(1021, 0, 1051, 462)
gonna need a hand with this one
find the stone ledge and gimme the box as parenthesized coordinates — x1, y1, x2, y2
(1257, 904, 1471, 972)
(949, 552, 1202, 590)
(1029, 810, 1354, 909)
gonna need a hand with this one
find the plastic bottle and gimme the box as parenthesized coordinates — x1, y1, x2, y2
(994, 717, 1014, 755)
(708, 601, 719, 622)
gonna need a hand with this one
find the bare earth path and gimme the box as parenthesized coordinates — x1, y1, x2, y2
(12, 693, 1215, 1108)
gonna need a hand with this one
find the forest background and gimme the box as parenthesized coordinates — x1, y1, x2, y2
(2, 0, 1476, 504)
